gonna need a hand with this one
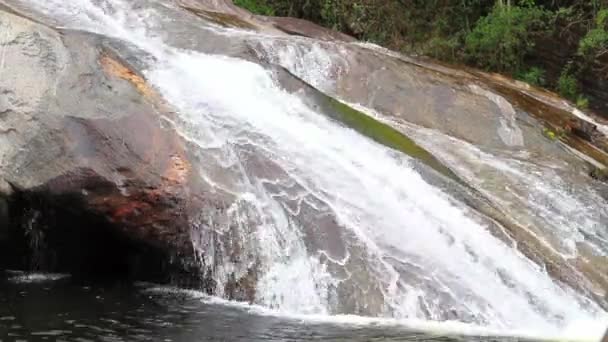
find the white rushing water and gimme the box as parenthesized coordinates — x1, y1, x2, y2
(256, 36, 608, 250)
(9, 0, 607, 337)
(141, 284, 605, 342)
(5, 270, 71, 284)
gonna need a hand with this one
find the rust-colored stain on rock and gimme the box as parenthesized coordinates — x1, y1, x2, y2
(92, 53, 196, 249)
(164, 154, 190, 186)
(100, 54, 157, 99)
(112, 200, 152, 220)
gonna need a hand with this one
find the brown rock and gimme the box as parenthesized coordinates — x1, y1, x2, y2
(262, 16, 356, 42)
(0, 9, 204, 281)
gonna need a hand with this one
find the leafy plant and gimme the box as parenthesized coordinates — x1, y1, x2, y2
(557, 66, 579, 101)
(425, 36, 462, 61)
(542, 127, 557, 140)
(321, 0, 342, 30)
(516, 67, 546, 86)
(556, 65, 590, 109)
(576, 95, 590, 109)
(465, 3, 550, 72)
(542, 127, 566, 140)
(578, 9, 608, 59)
(233, 0, 275, 16)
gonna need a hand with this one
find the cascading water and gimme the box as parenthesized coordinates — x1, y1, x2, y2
(255, 37, 608, 260)
(8, 0, 607, 338)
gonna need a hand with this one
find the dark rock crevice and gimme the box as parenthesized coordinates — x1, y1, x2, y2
(0, 188, 197, 284)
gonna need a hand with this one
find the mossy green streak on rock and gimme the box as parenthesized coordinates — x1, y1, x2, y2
(273, 64, 461, 182)
(325, 98, 458, 181)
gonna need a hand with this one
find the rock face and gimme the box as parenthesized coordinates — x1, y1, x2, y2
(252, 19, 608, 308)
(0, 9, 204, 281)
(0, 0, 374, 301)
(260, 16, 357, 42)
(0, 0, 454, 288)
(1, 0, 607, 320)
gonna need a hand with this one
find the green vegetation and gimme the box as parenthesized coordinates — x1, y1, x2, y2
(543, 127, 557, 140)
(516, 67, 546, 86)
(578, 9, 608, 59)
(556, 65, 589, 108)
(557, 65, 579, 100)
(233, 0, 608, 112)
(233, 0, 275, 16)
(576, 95, 590, 109)
(464, 3, 549, 72)
(542, 127, 566, 140)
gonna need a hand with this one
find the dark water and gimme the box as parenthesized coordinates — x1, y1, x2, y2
(0, 271, 544, 342)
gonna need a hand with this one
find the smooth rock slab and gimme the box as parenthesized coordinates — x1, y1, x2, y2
(0, 9, 206, 281)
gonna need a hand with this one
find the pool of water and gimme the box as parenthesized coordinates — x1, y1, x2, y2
(0, 271, 556, 342)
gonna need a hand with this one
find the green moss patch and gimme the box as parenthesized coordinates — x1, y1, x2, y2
(325, 97, 458, 181)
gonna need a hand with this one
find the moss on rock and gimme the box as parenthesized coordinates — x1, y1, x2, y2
(324, 97, 458, 181)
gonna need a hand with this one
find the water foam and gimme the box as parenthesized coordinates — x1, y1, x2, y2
(5, 270, 71, 283)
(141, 284, 607, 342)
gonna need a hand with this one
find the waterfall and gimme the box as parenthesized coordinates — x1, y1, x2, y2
(10, 0, 607, 335)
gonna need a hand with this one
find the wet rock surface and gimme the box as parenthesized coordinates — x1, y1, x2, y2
(0, 9, 205, 282)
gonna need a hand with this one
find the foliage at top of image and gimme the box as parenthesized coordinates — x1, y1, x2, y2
(464, 1, 550, 72)
(578, 8, 608, 59)
(233, 0, 275, 16)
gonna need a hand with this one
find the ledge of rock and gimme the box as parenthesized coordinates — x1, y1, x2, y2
(0, 9, 205, 283)
(260, 16, 357, 42)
